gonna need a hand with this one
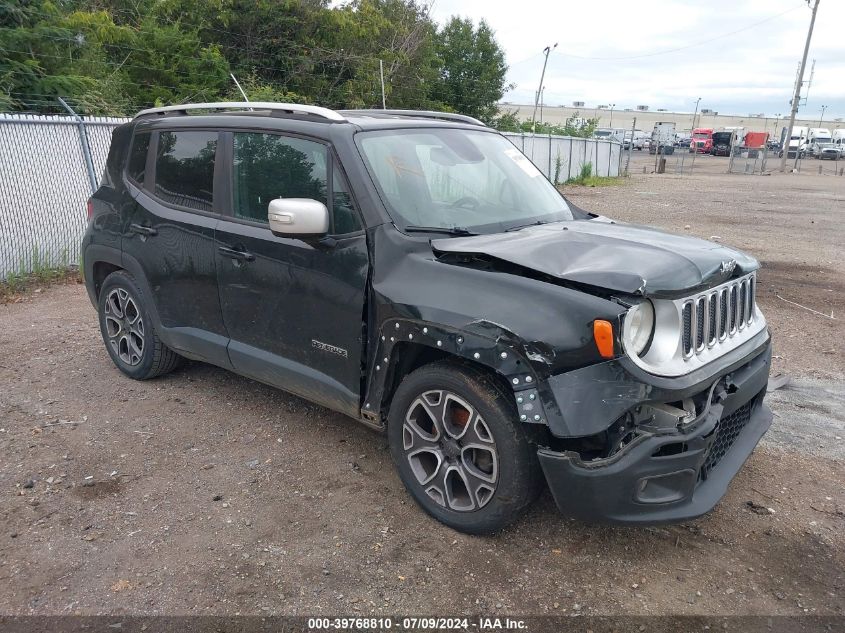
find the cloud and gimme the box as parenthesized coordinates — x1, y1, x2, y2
(429, 0, 845, 119)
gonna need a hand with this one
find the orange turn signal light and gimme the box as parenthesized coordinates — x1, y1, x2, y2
(593, 320, 615, 359)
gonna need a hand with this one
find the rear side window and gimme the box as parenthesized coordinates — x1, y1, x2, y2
(154, 131, 217, 212)
(232, 132, 327, 223)
(127, 132, 150, 185)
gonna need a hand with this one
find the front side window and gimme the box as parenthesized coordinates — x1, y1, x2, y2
(127, 132, 150, 185)
(358, 128, 572, 233)
(154, 131, 217, 212)
(232, 133, 328, 223)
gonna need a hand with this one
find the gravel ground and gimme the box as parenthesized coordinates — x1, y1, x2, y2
(1, 161, 844, 618)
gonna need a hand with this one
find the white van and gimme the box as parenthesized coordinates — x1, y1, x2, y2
(833, 129, 845, 158)
(783, 125, 808, 158)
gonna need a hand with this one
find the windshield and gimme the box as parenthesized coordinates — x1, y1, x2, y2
(693, 132, 710, 138)
(357, 128, 573, 234)
(593, 130, 612, 137)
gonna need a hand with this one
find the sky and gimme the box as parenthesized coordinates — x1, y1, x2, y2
(428, 0, 845, 121)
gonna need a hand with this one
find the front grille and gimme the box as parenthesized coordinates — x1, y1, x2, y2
(700, 400, 755, 480)
(681, 273, 756, 359)
(708, 295, 717, 345)
(682, 303, 693, 355)
(695, 298, 705, 350)
(729, 286, 737, 332)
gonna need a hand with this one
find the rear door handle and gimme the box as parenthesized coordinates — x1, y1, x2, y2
(218, 245, 255, 262)
(129, 223, 157, 236)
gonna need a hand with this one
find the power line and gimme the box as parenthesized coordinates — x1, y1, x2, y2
(552, 4, 804, 61)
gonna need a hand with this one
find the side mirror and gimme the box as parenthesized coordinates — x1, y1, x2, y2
(267, 198, 329, 237)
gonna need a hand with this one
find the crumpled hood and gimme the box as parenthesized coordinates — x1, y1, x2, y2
(432, 219, 759, 297)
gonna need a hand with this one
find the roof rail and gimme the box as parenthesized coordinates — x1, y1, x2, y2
(340, 109, 486, 127)
(134, 102, 346, 122)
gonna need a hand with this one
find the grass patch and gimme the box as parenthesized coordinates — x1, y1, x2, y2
(1, 246, 81, 303)
(562, 162, 626, 187)
(1, 267, 81, 303)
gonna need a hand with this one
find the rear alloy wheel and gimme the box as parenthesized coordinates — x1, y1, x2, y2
(103, 288, 145, 366)
(388, 361, 543, 534)
(97, 271, 181, 380)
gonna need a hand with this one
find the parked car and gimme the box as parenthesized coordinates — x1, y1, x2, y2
(623, 130, 648, 151)
(813, 142, 840, 160)
(83, 102, 773, 534)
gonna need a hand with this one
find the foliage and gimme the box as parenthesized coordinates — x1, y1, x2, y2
(492, 109, 599, 138)
(0, 0, 513, 118)
(1, 244, 79, 302)
(431, 17, 510, 124)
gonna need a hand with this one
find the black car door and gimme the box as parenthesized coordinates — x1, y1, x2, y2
(122, 128, 230, 367)
(215, 130, 369, 417)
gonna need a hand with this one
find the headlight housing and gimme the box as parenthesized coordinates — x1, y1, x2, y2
(622, 300, 655, 357)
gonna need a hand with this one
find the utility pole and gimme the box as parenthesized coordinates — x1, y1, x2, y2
(818, 104, 827, 126)
(609, 103, 616, 128)
(540, 87, 545, 124)
(690, 97, 702, 173)
(532, 43, 557, 134)
(625, 116, 636, 176)
(379, 60, 386, 109)
(780, 0, 821, 172)
(691, 97, 701, 132)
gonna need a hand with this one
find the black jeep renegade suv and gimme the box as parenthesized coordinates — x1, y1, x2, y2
(82, 103, 773, 534)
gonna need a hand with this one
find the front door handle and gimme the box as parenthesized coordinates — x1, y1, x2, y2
(129, 223, 157, 237)
(218, 245, 255, 262)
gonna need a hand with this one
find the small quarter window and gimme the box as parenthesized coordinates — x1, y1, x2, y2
(127, 132, 150, 185)
(154, 131, 217, 212)
(232, 132, 327, 223)
(332, 166, 361, 234)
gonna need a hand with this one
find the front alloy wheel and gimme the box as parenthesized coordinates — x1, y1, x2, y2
(388, 361, 543, 534)
(403, 390, 498, 511)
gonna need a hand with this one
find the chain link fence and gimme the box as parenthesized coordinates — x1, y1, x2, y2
(502, 133, 623, 182)
(0, 116, 622, 279)
(727, 145, 771, 175)
(0, 113, 129, 278)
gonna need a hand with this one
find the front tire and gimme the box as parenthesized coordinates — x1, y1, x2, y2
(97, 271, 181, 380)
(388, 361, 543, 534)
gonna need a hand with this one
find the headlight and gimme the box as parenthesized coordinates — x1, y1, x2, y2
(622, 300, 655, 357)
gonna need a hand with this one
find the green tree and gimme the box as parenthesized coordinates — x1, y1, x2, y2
(432, 17, 510, 123)
(0, 0, 508, 116)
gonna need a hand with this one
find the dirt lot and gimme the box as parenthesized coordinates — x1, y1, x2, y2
(1, 162, 844, 618)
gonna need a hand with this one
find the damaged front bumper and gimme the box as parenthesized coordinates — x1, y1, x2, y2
(537, 336, 773, 525)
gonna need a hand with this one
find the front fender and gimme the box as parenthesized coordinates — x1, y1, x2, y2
(362, 317, 552, 430)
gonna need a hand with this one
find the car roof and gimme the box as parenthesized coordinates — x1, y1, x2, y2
(132, 102, 487, 132)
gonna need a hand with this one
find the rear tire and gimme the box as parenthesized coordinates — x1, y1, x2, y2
(97, 270, 182, 380)
(387, 361, 544, 534)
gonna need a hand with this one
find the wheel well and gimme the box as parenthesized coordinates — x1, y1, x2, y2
(380, 341, 511, 417)
(92, 261, 122, 299)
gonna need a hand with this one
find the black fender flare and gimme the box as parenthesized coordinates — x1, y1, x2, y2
(82, 244, 168, 344)
(362, 318, 552, 431)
